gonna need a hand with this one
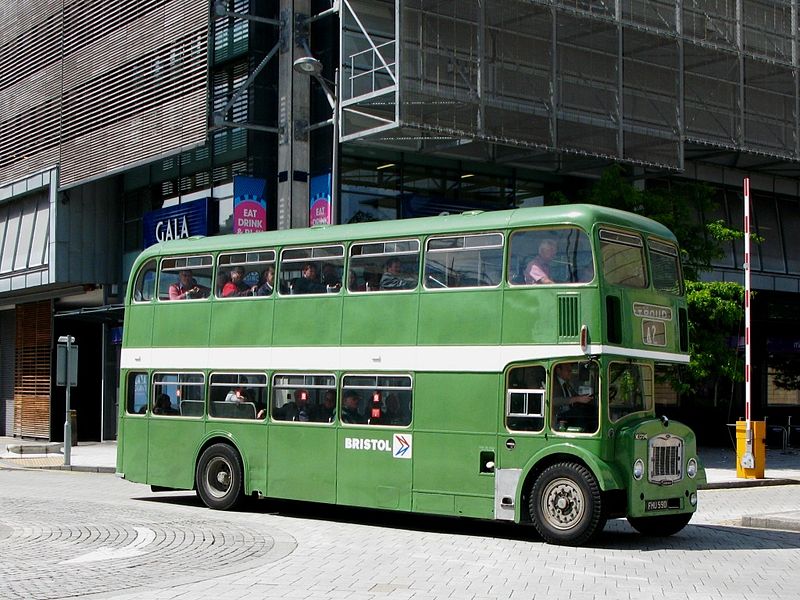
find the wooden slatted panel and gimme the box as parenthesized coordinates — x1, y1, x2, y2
(0, 0, 62, 183)
(13, 300, 51, 439)
(0, 0, 208, 188)
(59, 0, 208, 186)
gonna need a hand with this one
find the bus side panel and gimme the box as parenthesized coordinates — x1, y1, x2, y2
(208, 301, 273, 348)
(411, 432, 495, 518)
(336, 426, 412, 511)
(124, 305, 154, 348)
(151, 303, 211, 348)
(267, 423, 336, 502)
(206, 422, 268, 496)
(272, 296, 342, 347)
(341, 294, 419, 346)
(611, 287, 685, 355)
(118, 414, 149, 483)
(417, 290, 502, 345)
(501, 289, 557, 344)
(410, 373, 499, 518)
(147, 418, 206, 489)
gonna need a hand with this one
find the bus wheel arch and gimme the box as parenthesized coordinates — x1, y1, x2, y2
(195, 440, 245, 511)
(517, 449, 622, 523)
(527, 461, 606, 545)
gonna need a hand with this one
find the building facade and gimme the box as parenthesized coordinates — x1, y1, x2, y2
(1, 0, 800, 443)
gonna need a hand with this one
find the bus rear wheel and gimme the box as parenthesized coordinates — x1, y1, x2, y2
(196, 443, 244, 511)
(529, 462, 605, 546)
(627, 513, 692, 537)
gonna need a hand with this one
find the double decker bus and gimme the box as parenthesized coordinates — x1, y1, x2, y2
(117, 204, 704, 545)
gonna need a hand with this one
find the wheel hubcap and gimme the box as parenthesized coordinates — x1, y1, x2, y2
(206, 457, 233, 499)
(541, 477, 585, 530)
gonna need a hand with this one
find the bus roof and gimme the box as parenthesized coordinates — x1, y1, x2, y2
(136, 203, 676, 262)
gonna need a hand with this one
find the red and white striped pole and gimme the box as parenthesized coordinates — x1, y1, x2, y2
(741, 177, 755, 470)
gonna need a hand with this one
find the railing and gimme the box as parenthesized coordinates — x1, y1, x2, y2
(347, 40, 396, 100)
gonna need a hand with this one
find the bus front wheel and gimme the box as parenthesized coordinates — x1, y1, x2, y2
(627, 513, 692, 537)
(529, 462, 605, 545)
(196, 443, 244, 510)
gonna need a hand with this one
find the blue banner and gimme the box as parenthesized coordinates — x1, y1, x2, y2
(142, 198, 210, 248)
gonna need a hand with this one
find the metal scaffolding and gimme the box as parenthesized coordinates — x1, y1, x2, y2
(341, 0, 800, 176)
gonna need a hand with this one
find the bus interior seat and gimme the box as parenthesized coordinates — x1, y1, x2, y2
(180, 400, 205, 416)
(212, 401, 256, 419)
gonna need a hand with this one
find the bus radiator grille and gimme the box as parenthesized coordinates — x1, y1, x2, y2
(648, 435, 683, 483)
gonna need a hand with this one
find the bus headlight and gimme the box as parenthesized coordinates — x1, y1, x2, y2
(689, 492, 698, 507)
(687, 458, 698, 478)
(633, 458, 644, 480)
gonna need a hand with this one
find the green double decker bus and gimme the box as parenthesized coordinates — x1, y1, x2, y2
(117, 204, 704, 545)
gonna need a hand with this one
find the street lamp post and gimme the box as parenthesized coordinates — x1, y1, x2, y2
(293, 55, 339, 225)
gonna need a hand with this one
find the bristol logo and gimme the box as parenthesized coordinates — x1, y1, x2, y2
(393, 434, 412, 459)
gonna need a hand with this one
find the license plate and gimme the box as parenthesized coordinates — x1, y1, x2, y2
(645, 499, 672, 511)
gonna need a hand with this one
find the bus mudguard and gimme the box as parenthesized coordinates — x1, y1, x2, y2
(515, 443, 624, 520)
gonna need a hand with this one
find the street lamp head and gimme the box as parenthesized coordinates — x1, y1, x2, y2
(293, 56, 323, 77)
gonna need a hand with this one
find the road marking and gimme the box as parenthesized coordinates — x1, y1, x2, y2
(61, 526, 156, 564)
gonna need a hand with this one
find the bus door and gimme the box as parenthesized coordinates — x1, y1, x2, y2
(119, 371, 149, 482)
(146, 372, 208, 490)
(267, 374, 338, 503)
(496, 365, 549, 518)
(336, 375, 413, 511)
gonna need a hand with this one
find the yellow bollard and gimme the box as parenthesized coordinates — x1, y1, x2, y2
(736, 420, 766, 479)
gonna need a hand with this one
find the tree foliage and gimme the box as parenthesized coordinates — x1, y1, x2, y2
(680, 280, 744, 394)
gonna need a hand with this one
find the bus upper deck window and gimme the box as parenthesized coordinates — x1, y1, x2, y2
(599, 230, 646, 288)
(508, 228, 593, 286)
(349, 239, 420, 292)
(158, 256, 213, 301)
(425, 233, 503, 289)
(280, 245, 345, 295)
(133, 260, 157, 302)
(649, 239, 683, 295)
(217, 250, 276, 298)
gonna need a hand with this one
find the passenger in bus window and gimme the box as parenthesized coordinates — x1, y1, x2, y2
(222, 266, 256, 297)
(552, 363, 595, 431)
(380, 257, 413, 290)
(282, 389, 312, 422)
(153, 393, 178, 415)
(321, 263, 341, 292)
(347, 269, 365, 292)
(524, 239, 557, 284)
(383, 394, 408, 426)
(170, 270, 209, 300)
(341, 392, 365, 423)
(256, 265, 275, 296)
(317, 390, 336, 422)
(293, 262, 326, 294)
(216, 271, 231, 297)
(225, 386, 246, 403)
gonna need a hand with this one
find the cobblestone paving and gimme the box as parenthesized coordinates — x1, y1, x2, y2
(2, 468, 800, 600)
(0, 495, 294, 600)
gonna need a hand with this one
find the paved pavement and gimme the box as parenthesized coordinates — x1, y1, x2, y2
(3, 436, 800, 532)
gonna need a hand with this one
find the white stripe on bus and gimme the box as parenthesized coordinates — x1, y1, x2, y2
(121, 344, 689, 371)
